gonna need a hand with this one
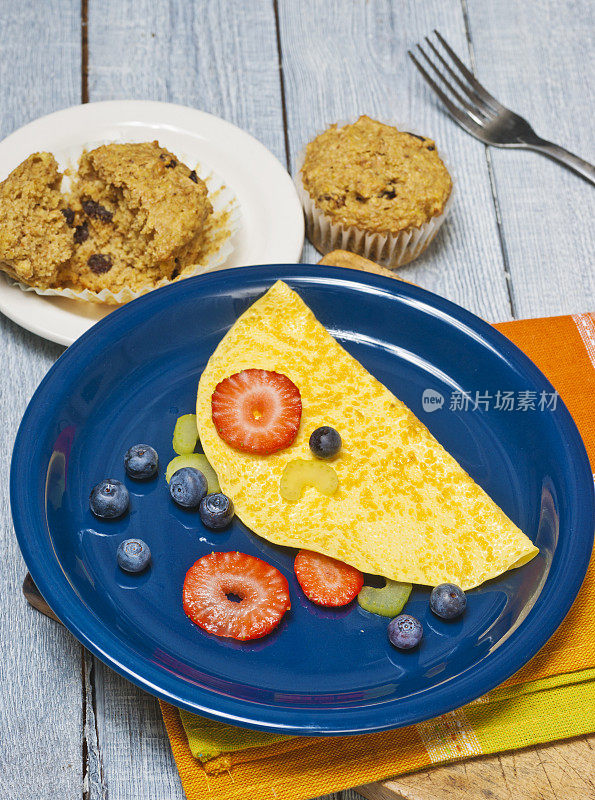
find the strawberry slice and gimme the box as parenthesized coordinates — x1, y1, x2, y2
(211, 369, 302, 455)
(294, 549, 364, 607)
(183, 551, 291, 640)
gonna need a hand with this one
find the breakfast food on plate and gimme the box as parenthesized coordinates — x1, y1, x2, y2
(211, 368, 302, 455)
(294, 549, 364, 607)
(309, 425, 342, 459)
(124, 444, 159, 480)
(279, 457, 339, 502)
(89, 478, 130, 519)
(117, 538, 151, 573)
(297, 115, 452, 267)
(169, 466, 208, 509)
(388, 614, 423, 650)
(0, 153, 73, 287)
(172, 413, 200, 455)
(0, 141, 233, 301)
(84, 282, 537, 647)
(166, 453, 220, 492)
(430, 582, 467, 620)
(196, 280, 538, 591)
(199, 492, 235, 530)
(183, 551, 291, 640)
(357, 579, 412, 618)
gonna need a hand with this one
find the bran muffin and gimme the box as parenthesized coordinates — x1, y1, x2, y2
(0, 141, 218, 299)
(298, 116, 452, 266)
(0, 153, 74, 287)
(60, 141, 213, 293)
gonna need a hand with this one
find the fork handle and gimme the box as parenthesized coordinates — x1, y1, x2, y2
(524, 138, 595, 185)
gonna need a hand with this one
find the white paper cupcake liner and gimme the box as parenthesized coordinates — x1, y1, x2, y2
(10, 145, 240, 305)
(294, 119, 454, 269)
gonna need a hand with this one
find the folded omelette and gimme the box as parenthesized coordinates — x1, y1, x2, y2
(196, 280, 538, 590)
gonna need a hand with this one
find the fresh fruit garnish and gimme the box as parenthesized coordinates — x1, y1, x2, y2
(279, 458, 338, 502)
(117, 538, 151, 573)
(309, 426, 342, 459)
(293, 549, 363, 607)
(211, 369, 302, 455)
(165, 453, 220, 492)
(388, 614, 423, 650)
(199, 493, 234, 530)
(89, 479, 129, 519)
(183, 551, 291, 640)
(169, 467, 208, 509)
(430, 583, 467, 620)
(124, 444, 159, 480)
(172, 414, 199, 455)
(357, 579, 412, 617)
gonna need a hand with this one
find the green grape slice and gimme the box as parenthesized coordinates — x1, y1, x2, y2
(165, 454, 220, 494)
(357, 579, 412, 617)
(172, 414, 199, 455)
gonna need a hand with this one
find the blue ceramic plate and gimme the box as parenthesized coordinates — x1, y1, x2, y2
(11, 266, 594, 735)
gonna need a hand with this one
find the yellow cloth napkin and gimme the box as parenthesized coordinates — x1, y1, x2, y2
(160, 311, 595, 800)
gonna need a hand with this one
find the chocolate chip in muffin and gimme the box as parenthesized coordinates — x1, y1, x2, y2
(61, 207, 75, 226)
(81, 199, 113, 223)
(87, 253, 113, 274)
(426, 145, 436, 151)
(159, 153, 177, 168)
(188, 170, 198, 183)
(379, 188, 397, 200)
(171, 258, 181, 279)
(73, 221, 89, 244)
(404, 132, 426, 142)
(355, 194, 366, 203)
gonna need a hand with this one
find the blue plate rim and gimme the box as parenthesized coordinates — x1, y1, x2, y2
(10, 264, 595, 734)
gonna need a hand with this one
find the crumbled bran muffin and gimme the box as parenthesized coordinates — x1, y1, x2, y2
(0, 153, 73, 287)
(60, 141, 213, 293)
(301, 116, 452, 235)
(0, 142, 214, 296)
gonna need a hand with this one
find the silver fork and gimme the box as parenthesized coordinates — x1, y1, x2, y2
(409, 30, 595, 186)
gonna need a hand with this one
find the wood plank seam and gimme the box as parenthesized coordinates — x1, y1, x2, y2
(272, 0, 291, 169)
(460, 0, 518, 320)
(82, 0, 89, 103)
(83, 650, 109, 800)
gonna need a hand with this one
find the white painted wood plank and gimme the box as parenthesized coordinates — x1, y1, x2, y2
(278, 0, 513, 322)
(86, 3, 286, 798)
(0, 3, 83, 799)
(87, 0, 288, 164)
(92, 660, 183, 800)
(465, 0, 595, 318)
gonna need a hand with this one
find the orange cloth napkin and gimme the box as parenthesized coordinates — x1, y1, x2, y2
(159, 311, 595, 800)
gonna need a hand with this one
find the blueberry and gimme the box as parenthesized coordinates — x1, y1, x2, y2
(90, 479, 129, 519)
(430, 583, 467, 620)
(309, 426, 342, 459)
(388, 614, 423, 650)
(199, 493, 234, 530)
(169, 467, 207, 508)
(117, 538, 151, 573)
(124, 444, 158, 480)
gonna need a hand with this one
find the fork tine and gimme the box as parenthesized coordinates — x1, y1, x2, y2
(433, 30, 504, 111)
(424, 38, 495, 116)
(416, 44, 488, 124)
(407, 51, 485, 138)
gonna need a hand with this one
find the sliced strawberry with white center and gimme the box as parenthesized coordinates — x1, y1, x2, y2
(294, 549, 364, 607)
(183, 551, 291, 640)
(211, 368, 302, 455)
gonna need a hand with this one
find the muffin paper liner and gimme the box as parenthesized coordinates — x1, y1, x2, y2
(294, 119, 454, 268)
(9, 144, 240, 305)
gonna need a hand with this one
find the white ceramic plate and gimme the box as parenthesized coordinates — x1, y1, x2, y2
(0, 101, 304, 346)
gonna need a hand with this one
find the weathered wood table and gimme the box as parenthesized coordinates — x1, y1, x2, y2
(1, 2, 593, 799)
